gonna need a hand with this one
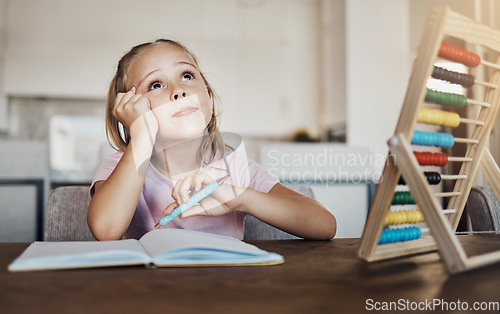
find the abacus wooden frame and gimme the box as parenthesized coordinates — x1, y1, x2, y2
(357, 4, 500, 274)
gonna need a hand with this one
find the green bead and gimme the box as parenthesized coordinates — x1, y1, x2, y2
(392, 191, 415, 205)
(425, 89, 466, 108)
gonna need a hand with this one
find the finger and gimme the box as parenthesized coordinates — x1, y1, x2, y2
(144, 97, 152, 111)
(171, 178, 182, 204)
(117, 89, 137, 108)
(163, 202, 179, 216)
(114, 92, 126, 108)
(172, 177, 190, 204)
(134, 95, 152, 112)
(113, 92, 128, 117)
(128, 94, 144, 105)
(115, 86, 135, 105)
(193, 175, 204, 192)
(192, 172, 215, 192)
(178, 177, 194, 204)
(180, 204, 209, 218)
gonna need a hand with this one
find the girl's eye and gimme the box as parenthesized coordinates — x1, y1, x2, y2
(148, 81, 164, 91)
(181, 72, 194, 81)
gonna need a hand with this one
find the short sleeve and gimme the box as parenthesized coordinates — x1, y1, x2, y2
(220, 148, 278, 193)
(247, 159, 279, 193)
(90, 151, 124, 197)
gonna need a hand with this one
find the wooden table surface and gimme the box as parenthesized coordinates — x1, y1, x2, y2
(2, 236, 500, 314)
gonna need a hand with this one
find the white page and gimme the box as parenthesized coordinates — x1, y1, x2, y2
(139, 229, 268, 258)
(9, 239, 150, 271)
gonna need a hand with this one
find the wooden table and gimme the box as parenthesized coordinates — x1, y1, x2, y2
(2, 236, 500, 313)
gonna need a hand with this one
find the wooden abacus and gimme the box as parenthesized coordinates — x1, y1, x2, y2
(357, 5, 500, 274)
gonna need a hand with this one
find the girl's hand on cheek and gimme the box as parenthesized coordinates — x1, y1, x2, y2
(114, 87, 159, 138)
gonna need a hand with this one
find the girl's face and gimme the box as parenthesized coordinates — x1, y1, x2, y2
(127, 44, 212, 146)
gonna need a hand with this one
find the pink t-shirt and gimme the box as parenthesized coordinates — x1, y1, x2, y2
(90, 148, 279, 240)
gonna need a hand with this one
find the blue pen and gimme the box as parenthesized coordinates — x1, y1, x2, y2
(155, 175, 229, 228)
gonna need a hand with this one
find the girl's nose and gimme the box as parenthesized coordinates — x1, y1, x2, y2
(171, 88, 188, 101)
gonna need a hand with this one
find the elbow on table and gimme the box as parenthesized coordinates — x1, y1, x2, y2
(323, 213, 337, 240)
(88, 224, 123, 241)
(87, 214, 123, 241)
(304, 211, 337, 241)
(303, 201, 337, 240)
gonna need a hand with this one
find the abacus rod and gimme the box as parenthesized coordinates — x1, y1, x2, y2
(481, 59, 500, 71)
(420, 228, 431, 234)
(435, 192, 461, 197)
(440, 174, 467, 180)
(466, 99, 491, 107)
(474, 80, 498, 89)
(459, 118, 484, 125)
(448, 156, 473, 162)
(454, 137, 479, 144)
(385, 228, 500, 236)
(384, 209, 455, 226)
(382, 228, 499, 239)
(383, 227, 430, 235)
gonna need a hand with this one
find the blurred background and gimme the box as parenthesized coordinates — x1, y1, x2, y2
(1, 0, 499, 241)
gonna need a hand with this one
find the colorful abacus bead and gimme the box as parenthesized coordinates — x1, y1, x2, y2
(425, 89, 467, 108)
(432, 66, 474, 88)
(411, 130, 455, 148)
(384, 209, 425, 226)
(424, 171, 441, 185)
(378, 227, 422, 244)
(418, 108, 460, 127)
(391, 191, 415, 205)
(413, 151, 448, 166)
(438, 42, 481, 67)
(407, 210, 424, 224)
(399, 171, 441, 185)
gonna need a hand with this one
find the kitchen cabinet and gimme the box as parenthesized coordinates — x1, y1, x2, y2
(0, 141, 48, 241)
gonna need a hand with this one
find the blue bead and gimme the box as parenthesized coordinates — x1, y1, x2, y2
(412, 130, 455, 148)
(386, 229, 395, 243)
(378, 232, 386, 244)
(415, 227, 422, 239)
(399, 228, 410, 242)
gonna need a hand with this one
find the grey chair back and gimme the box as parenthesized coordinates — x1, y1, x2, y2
(466, 185, 500, 232)
(44, 186, 95, 241)
(44, 185, 314, 241)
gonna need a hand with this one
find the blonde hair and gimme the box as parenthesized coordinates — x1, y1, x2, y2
(105, 39, 227, 165)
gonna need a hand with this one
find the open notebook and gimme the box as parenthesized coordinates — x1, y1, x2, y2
(8, 229, 284, 271)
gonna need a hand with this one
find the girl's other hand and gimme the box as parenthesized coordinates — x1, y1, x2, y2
(114, 87, 159, 138)
(164, 172, 245, 218)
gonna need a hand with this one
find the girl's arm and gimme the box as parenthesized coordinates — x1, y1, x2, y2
(87, 130, 153, 240)
(168, 174, 336, 240)
(238, 183, 337, 240)
(88, 89, 156, 241)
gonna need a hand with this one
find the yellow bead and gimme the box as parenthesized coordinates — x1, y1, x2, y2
(385, 209, 425, 226)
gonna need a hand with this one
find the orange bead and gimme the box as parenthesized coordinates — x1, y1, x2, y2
(438, 42, 480, 67)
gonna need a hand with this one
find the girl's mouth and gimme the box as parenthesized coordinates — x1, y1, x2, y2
(172, 107, 198, 118)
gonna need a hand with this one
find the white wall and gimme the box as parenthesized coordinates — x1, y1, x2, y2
(345, 0, 411, 165)
(320, 0, 346, 136)
(2, 0, 322, 138)
(0, 0, 7, 132)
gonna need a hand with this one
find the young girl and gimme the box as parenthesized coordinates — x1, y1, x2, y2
(88, 39, 336, 241)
